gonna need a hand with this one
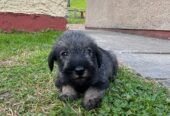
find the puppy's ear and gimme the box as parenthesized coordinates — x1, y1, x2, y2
(48, 50, 56, 71)
(96, 47, 102, 68)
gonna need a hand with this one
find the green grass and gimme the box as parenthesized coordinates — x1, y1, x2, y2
(67, 0, 86, 24)
(0, 31, 170, 115)
(70, 0, 86, 9)
(67, 10, 85, 24)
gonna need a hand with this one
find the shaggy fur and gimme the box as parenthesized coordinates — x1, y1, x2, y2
(48, 31, 118, 110)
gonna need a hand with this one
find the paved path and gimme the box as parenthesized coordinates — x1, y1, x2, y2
(69, 26, 170, 88)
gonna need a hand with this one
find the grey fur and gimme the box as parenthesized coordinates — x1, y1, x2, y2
(48, 31, 118, 110)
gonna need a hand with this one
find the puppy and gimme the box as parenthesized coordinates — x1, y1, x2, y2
(48, 31, 118, 110)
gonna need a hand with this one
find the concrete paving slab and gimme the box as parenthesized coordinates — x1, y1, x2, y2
(85, 30, 170, 53)
(81, 30, 170, 88)
(119, 53, 170, 79)
(157, 79, 170, 88)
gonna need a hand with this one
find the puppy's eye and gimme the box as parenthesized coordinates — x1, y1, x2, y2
(86, 48, 93, 56)
(60, 51, 68, 57)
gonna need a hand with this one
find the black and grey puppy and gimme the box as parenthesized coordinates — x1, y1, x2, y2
(48, 31, 118, 110)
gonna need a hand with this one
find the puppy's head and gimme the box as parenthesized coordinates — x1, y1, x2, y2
(48, 31, 102, 82)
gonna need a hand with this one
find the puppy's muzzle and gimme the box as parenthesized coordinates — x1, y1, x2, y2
(74, 66, 85, 76)
(73, 66, 89, 80)
(75, 66, 85, 76)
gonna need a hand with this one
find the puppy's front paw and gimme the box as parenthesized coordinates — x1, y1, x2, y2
(83, 97, 101, 110)
(59, 93, 77, 101)
(82, 87, 104, 110)
(59, 85, 78, 101)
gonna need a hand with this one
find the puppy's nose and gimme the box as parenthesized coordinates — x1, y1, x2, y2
(75, 66, 85, 76)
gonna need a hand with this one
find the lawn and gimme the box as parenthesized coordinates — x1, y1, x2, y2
(0, 31, 170, 115)
(70, 0, 86, 9)
(67, 0, 86, 24)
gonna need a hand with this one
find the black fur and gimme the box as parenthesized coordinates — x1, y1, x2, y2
(48, 31, 118, 110)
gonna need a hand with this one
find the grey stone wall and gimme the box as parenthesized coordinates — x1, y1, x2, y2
(86, 0, 170, 30)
